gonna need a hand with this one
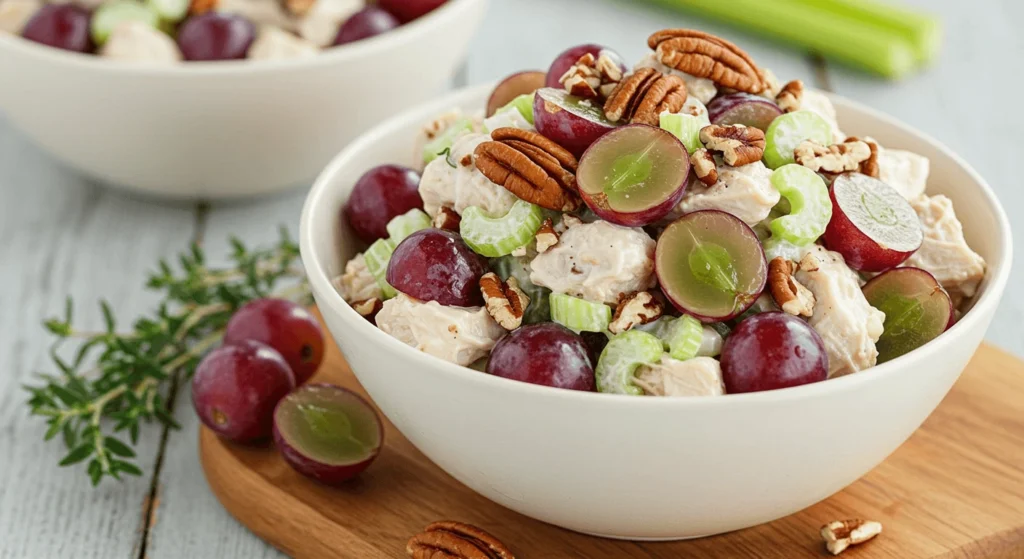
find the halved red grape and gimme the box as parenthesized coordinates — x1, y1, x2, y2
(544, 44, 624, 88)
(824, 173, 922, 271)
(656, 210, 767, 321)
(21, 4, 93, 53)
(223, 299, 324, 385)
(487, 323, 595, 391)
(534, 87, 617, 157)
(706, 93, 784, 131)
(343, 164, 423, 244)
(862, 267, 953, 363)
(386, 229, 488, 307)
(273, 384, 383, 485)
(192, 340, 296, 442)
(577, 124, 689, 227)
(333, 6, 399, 45)
(720, 312, 828, 393)
(177, 12, 255, 61)
(486, 71, 545, 117)
(378, 0, 445, 23)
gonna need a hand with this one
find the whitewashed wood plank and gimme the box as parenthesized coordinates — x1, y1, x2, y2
(0, 117, 197, 559)
(824, 0, 1024, 356)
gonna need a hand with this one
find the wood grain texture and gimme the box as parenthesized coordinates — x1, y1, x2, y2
(201, 319, 1024, 559)
(0, 118, 198, 558)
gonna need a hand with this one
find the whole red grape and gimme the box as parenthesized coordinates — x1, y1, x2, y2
(720, 312, 828, 393)
(343, 164, 423, 244)
(487, 323, 595, 391)
(385, 229, 488, 306)
(223, 299, 325, 384)
(21, 4, 93, 53)
(192, 340, 296, 442)
(177, 12, 255, 61)
(334, 6, 400, 45)
(377, 0, 446, 23)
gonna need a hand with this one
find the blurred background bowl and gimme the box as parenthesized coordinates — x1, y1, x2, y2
(0, 0, 485, 200)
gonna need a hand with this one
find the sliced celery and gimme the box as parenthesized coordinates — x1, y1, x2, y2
(460, 200, 544, 257)
(363, 239, 397, 299)
(147, 0, 188, 21)
(763, 111, 833, 169)
(423, 117, 475, 165)
(385, 208, 431, 245)
(91, 1, 161, 45)
(505, 93, 536, 125)
(659, 315, 705, 361)
(768, 164, 832, 245)
(763, 236, 808, 262)
(659, 97, 710, 155)
(549, 293, 612, 333)
(596, 330, 666, 395)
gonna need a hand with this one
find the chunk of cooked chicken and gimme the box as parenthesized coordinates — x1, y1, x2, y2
(634, 357, 726, 397)
(677, 161, 780, 226)
(375, 294, 505, 367)
(418, 133, 518, 218)
(903, 194, 986, 298)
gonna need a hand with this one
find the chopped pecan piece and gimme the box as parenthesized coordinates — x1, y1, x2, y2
(608, 291, 664, 334)
(699, 124, 765, 167)
(189, 0, 215, 14)
(407, 520, 515, 559)
(535, 218, 559, 253)
(648, 29, 766, 94)
(820, 519, 882, 556)
(603, 68, 688, 126)
(845, 136, 880, 178)
(559, 52, 623, 100)
(794, 139, 871, 174)
(351, 297, 383, 322)
(768, 257, 815, 317)
(433, 206, 461, 231)
(690, 148, 718, 186)
(479, 273, 529, 330)
(474, 128, 580, 212)
(283, 0, 315, 16)
(560, 214, 583, 230)
(775, 79, 803, 113)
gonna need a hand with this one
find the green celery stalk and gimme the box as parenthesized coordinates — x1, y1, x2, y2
(638, 0, 918, 78)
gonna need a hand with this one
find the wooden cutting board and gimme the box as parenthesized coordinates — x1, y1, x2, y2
(200, 315, 1024, 558)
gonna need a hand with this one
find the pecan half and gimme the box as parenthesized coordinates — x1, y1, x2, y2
(535, 218, 559, 253)
(407, 521, 514, 559)
(845, 136, 880, 178)
(603, 68, 687, 126)
(699, 124, 765, 167)
(433, 206, 461, 231)
(480, 273, 529, 331)
(768, 257, 815, 317)
(775, 79, 803, 113)
(820, 519, 882, 556)
(794, 139, 871, 174)
(648, 29, 765, 94)
(609, 291, 664, 334)
(474, 128, 580, 211)
(559, 52, 623, 100)
(690, 148, 718, 186)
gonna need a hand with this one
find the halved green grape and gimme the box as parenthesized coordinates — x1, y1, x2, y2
(385, 208, 431, 245)
(659, 98, 710, 155)
(490, 254, 550, 323)
(550, 293, 612, 333)
(460, 200, 544, 257)
(363, 239, 397, 299)
(768, 164, 832, 245)
(91, 0, 161, 45)
(658, 315, 705, 360)
(763, 111, 833, 169)
(423, 117, 475, 165)
(862, 267, 953, 363)
(147, 0, 188, 21)
(595, 330, 666, 395)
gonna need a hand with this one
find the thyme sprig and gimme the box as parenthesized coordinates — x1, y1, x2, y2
(25, 228, 311, 485)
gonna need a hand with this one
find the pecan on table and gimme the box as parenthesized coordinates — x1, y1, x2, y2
(474, 128, 580, 212)
(699, 124, 765, 167)
(648, 28, 767, 94)
(820, 519, 882, 555)
(603, 68, 687, 126)
(407, 521, 515, 559)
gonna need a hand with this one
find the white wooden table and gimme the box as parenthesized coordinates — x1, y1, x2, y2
(1, 0, 1020, 557)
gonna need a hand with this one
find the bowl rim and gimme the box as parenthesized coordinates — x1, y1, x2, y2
(300, 81, 1014, 408)
(0, 0, 480, 75)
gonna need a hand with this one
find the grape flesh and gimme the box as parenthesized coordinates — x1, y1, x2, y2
(192, 340, 296, 442)
(177, 12, 255, 61)
(223, 299, 325, 385)
(333, 6, 399, 45)
(824, 173, 922, 271)
(487, 323, 595, 391)
(21, 4, 93, 53)
(386, 229, 488, 307)
(862, 267, 953, 363)
(377, 0, 446, 23)
(707, 93, 783, 131)
(720, 312, 828, 393)
(343, 164, 423, 244)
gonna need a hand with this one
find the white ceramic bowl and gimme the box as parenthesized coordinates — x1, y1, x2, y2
(300, 83, 1012, 539)
(0, 0, 485, 199)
